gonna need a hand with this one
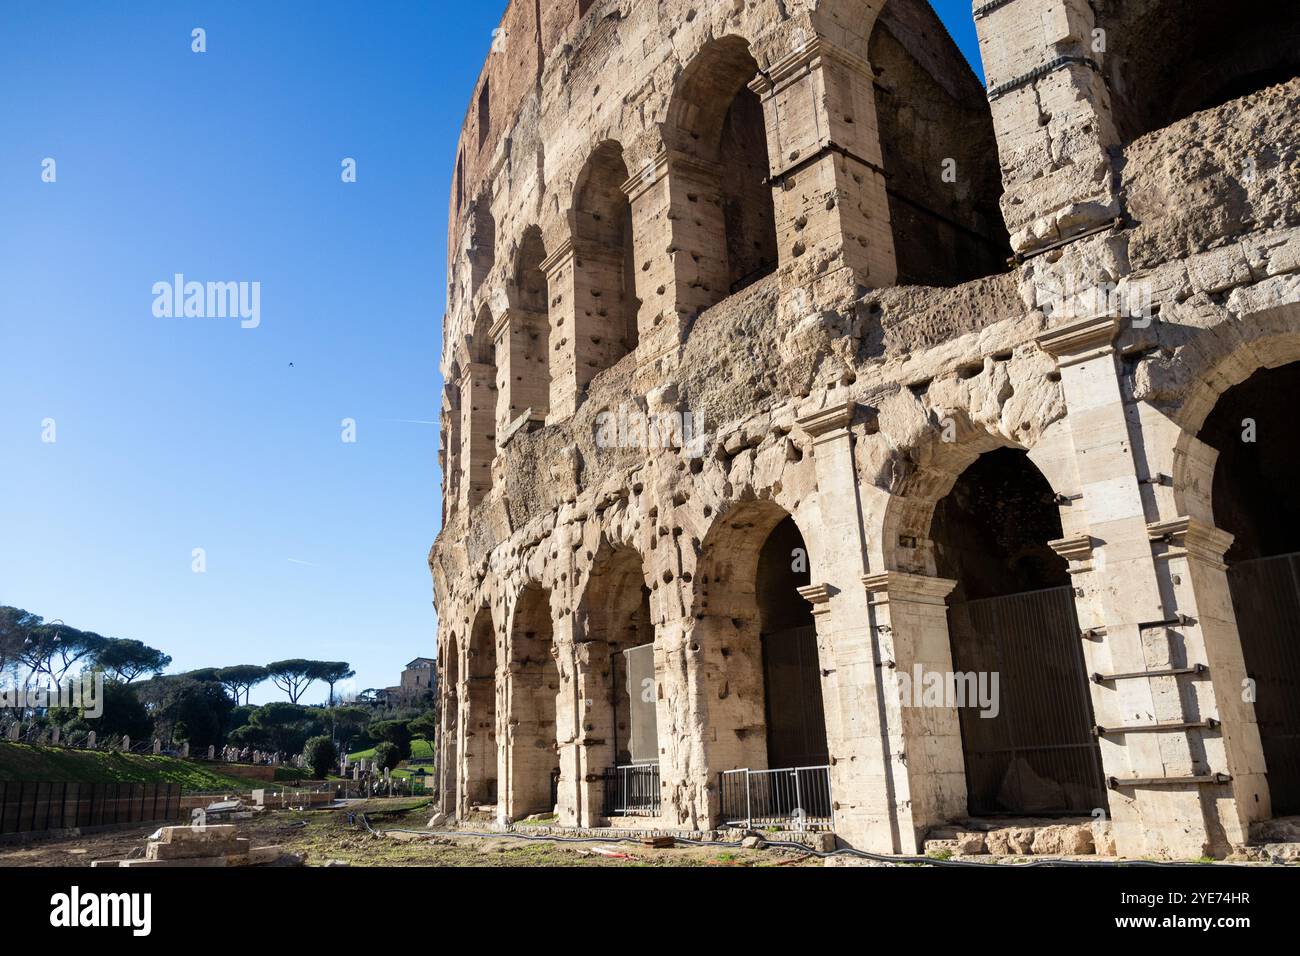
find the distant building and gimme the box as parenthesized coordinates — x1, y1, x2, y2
(382, 657, 436, 707)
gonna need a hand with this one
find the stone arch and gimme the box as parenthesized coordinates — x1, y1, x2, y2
(933, 445, 1105, 816)
(876, 413, 1105, 817)
(690, 499, 831, 823)
(876, 400, 1081, 574)
(464, 606, 498, 809)
(461, 304, 498, 509)
(503, 582, 561, 820)
(867, 0, 1010, 286)
(505, 225, 552, 423)
(574, 537, 657, 820)
(1096, 0, 1300, 145)
(664, 35, 778, 302)
(469, 199, 496, 296)
(1163, 308, 1300, 816)
(570, 140, 638, 386)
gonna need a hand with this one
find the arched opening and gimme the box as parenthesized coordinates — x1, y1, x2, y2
(1198, 363, 1300, 814)
(511, 226, 551, 421)
(464, 609, 498, 808)
(463, 306, 497, 508)
(697, 503, 831, 829)
(1097, 0, 1300, 144)
(933, 448, 1106, 816)
(572, 142, 638, 395)
(757, 517, 828, 770)
(469, 201, 495, 295)
(868, 0, 1010, 286)
(507, 584, 560, 819)
(666, 35, 778, 303)
(442, 634, 459, 811)
(580, 543, 658, 817)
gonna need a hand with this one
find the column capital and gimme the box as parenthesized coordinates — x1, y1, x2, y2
(1035, 312, 1121, 365)
(797, 582, 838, 615)
(459, 361, 494, 386)
(488, 309, 511, 342)
(1148, 517, 1235, 568)
(621, 150, 668, 202)
(1049, 533, 1096, 574)
(862, 571, 957, 606)
(538, 237, 577, 279)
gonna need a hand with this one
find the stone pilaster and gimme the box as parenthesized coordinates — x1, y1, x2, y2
(795, 400, 906, 852)
(550, 608, 583, 828)
(974, 0, 1123, 254)
(862, 571, 966, 852)
(752, 37, 897, 303)
(539, 239, 580, 423)
(459, 362, 496, 510)
(622, 151, 728, 381)
(1038, 312, 1249, 857)
(571, 636, 613, 827)
(492, 307, 549, 445)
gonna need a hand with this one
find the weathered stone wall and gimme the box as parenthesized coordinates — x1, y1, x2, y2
(431, 0, 1300, 859)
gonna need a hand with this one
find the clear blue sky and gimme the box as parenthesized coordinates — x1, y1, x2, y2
(0, 3, 981, 705)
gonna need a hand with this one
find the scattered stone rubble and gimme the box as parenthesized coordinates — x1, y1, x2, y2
(90, 825, 302, 869)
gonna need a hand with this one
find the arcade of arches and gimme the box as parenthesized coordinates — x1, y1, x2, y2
(435, 0, 1300, 861)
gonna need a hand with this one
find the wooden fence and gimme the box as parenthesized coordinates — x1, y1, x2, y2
(0, 781, 182, 836)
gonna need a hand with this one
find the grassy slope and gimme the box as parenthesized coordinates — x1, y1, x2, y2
(0, 743, 266, 793)
(346, 738, 435, 762)
(347, 739, 435, 783)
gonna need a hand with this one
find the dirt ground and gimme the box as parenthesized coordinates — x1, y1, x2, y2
(0, 799, 825, 868)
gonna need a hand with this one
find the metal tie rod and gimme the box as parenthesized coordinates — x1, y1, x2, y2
(1095, 718, 1219, 737)
(1108, 773, 1232, 790)
(1092, 663, 1207, 683)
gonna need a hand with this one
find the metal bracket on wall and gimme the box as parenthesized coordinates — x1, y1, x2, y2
(1095, 718, 1219, 737)
(1138, 614, 1196, 629)
(1092, 663, 1208, 683)
(1107, 773, 1232, 790)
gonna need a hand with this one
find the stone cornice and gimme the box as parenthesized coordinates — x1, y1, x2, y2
(797, 583, 837, 615)
(751, 36, 874, 94)
(489, 310, 511, 342)
(621, 151, 669, 201)
(458, 361, 494, 387)
(862, 572, 957, 606)
(1148, 517, 1235, 568)
(538, 237, 577, 278)
(1035, 313, 1122, 366)
(796, 400, 858, 440)
(1049, 533, 1095, 574)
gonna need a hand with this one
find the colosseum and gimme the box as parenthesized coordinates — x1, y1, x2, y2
(429, 0, 1300, 860)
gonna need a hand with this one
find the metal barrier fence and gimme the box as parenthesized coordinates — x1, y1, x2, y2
(0, 781, 182, 836)
(602, 764, 660, 817)
(719, 766, 834, 831)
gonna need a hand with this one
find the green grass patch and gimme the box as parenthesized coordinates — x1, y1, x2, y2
(0, 742, 263, 793)
(347, 739, 434, 762)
